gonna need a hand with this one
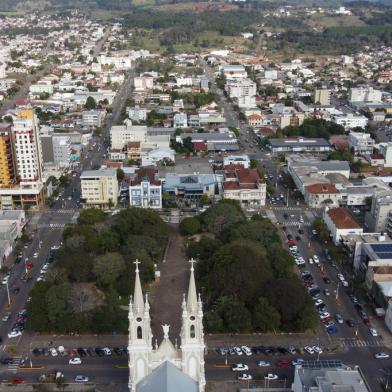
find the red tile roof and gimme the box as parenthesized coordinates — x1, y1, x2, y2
(305, 183, 339, 194)
(131, 167, 161, 186)
(326, 207, 361, 229)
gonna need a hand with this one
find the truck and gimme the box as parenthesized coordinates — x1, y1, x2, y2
(38, 371, 64, 383)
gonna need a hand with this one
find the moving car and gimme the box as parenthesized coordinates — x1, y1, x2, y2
(335, 314, 344, 324)
(238, 374, 252, 381)
(8, 330, 22, 338)
(264, 374, 278, 380)
(375, 352, 390, 359)
(69, 357, 82, 365)
(75, 375, 89, 383)
(257, 361, 270, 367)
(369, 328, 378, 337)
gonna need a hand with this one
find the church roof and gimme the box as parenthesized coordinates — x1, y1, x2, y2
(136, 360, 198, 392)
(187, 260, 198, 313)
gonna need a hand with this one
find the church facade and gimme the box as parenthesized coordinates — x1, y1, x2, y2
(128, 259, 206, 392)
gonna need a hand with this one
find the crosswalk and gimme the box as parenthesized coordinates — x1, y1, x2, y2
(284, 221, 312, 227)
(8, 357, 24, 372)
(272, 206, 303, 211)
(50, 209, 76, 214)
(340, 337, 383, 348)
(37, 223, 67, 229)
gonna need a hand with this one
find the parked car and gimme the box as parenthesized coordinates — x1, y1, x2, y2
(276, 359, 290, 367)
(257, 361, 271, 367)
(75, 375, 89, 383)
(304, 346, 314, 355)
(234, 346, 243, 356)
(335, 314, 344, 324)
(238, 374, 252, 381)
(232, 364, 248, 372)
(264, 374, 278, 380)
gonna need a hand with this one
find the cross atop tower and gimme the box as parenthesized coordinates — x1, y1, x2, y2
(189, 258, 196, 272)
(134, 259, 141, 273)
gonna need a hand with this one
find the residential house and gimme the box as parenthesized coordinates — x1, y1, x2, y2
(304, 183, 341, 208)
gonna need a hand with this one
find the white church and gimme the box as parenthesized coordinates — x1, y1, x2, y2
(128, 259, 206, 392)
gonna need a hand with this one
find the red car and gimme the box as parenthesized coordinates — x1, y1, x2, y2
(321, 316, 333, 324)
(12, 377, 25, 385)
(276, 359, 290, 367)
(26, 262, 33, 270)
(68, 348, 77, 356)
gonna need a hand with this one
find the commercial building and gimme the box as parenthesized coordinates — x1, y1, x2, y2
(378, 142, 392, 167)
(223, 155, 250, 169)
(173, 112, 188, 128)
(223, 166, 266, 208)
(163, 173, 219, 202)
(313, 88, 330, 105)
(292, 360, 369, 392)
(0, 124, 17, 186)
(266, 138, 331, 154)
(348, 132, 375, 155)
(304, 183, 341, 208)
(134, 74, 154, 91)
(349, 86, 382, 103)
(225, 78, 256, 109)
(366, 193, 392, 233)
(80, 168, 119, 208)
(40, 133, 71, 167)
(129, 167, 162, 209)
(110, 121, 147, 150)
(220, 65, 247, 79)
(323, 207, 363, 245)
(128, 106, 148, 123)
(333, 114, 368, 130)
(81, 110, 106, 128)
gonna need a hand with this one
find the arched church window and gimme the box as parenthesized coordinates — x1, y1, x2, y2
(137, 326, 143, 339)
(190, 324, 195, 338)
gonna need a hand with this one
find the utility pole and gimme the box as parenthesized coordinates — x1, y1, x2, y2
(6, 280, 10, 306)
(335, 281, 340, 300)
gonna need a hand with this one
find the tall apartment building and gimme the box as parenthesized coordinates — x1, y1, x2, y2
(349, 86, 382, 103)
(0, 124, 17, 186)
(313, 88, 330, 105)
(110, 121, 147, 150)
(80, 168, 119, 208)
(347, 131, 374, 155)
(0, 109, 45, 209)
(366, 193, 392, 232)
(12, 109, 43, 182)
(225, 78, 256, 109)
(40, 133, 71, 167)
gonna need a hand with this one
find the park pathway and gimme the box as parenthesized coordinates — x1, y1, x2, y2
(149, 233, 189, 342)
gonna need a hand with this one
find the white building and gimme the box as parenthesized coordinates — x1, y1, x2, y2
(349, 86, 382, 103)
(220, 64, 247, 79)
(323, 207, 363, 245)
(80, 168, 119, 208)
(110, 121, 147, 150)
(128, 106, 148, 123)
(378, 142, 392, 168)
(333, 113, 368, 130)
(12, 111, 43, 182)
(129, 167, 162, 209)
(82, 110, 106, 128)
(173, 112, 188, 128)
(223, 155, 250, 168)
(348, 131, 375, 155)
(134, 74, 154, 91)
(128, 261, 205, 392)
(99, 54, 132, 70)
(225, 78, 256, 109)
(141, 147, 175, 167)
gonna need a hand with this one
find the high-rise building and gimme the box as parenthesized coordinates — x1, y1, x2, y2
(313, 88, 330, 105)
(12, 109, 43, 182)
(0, 123, 17, 187)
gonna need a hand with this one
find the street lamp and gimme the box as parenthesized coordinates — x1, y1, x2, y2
(335, 281, 341, 300)
(5, 280, 10, 306)
(24, 258, 28, 275)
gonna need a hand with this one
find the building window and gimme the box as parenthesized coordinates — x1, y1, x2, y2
(190, 324, 195, 338)
(137, 326, 142, 339)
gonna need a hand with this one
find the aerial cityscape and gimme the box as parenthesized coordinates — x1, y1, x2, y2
(0, 0, 391, 391)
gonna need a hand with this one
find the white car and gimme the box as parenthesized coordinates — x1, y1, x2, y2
(69, 357, 82, 365)
(33, 252, 39, 258)
(264, 373, 278, 380)
(341, 280, 349, 287)
(75, 375, 89, 383)
(292, 359, 304, 366)
(234, 346, 243, 356)
(315, 299, 324, 307)
(319, 312, 330, 319)
(1, 276, 9, 285)
(8, 330, 22, 338)
(102, 347, 112, 356)
(375, 352, 390, 359)
(369, 328, 378, 337)
(304, 346, 314, 355)
(50, 348, 58, 357)
(308, 258, 314, 264)
(312, 346, 323, 354)
(337, 273, 345, 282)
(257, 361, 271, 367)
(238, 374, 252, 381)
(232, 364, 248, 372)
(313, 255, 319, 263)
(241, 346, 252, 356)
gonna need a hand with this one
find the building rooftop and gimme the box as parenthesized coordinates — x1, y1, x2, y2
(305, 183, 340, 194)
(268, 137, 330, 148)
(131, 167, 160, 186)
(81, 168, 116, 178)
(326, 208, 362, 229)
